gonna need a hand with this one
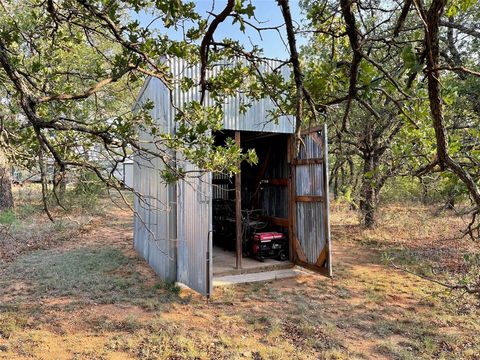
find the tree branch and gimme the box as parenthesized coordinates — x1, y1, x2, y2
(199, 0, 235, 104)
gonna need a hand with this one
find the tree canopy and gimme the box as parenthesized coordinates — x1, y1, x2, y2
(0, 0, 479, 240)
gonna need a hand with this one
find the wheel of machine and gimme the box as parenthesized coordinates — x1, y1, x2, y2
(278, 250, 288, 261)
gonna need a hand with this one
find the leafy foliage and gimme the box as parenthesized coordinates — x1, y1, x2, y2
(300, 0, 480, 229)
(0, 0, 276, 214)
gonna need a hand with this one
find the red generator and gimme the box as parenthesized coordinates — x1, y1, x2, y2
(251, 232, 288, 261)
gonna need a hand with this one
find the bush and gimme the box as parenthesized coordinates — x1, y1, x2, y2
(47, 170, 107, 214)
(73, 170, 105, 197)
(380, 177, 425, 203)
(17, 204, 38, 218)
(380, 174, 470, 206)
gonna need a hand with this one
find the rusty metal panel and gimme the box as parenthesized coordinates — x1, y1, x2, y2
(261, 139, 289, 218)
(261, 185, 288, 218)
(298, 134, 323, 159)
(295, 164, 323, 196)
(293, 125, 331, 271)
(176, 162, 212, 297)
(295, 160, 326, 263)
(296, 202, 326, 263)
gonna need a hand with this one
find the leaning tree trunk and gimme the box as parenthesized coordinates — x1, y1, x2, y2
(0, 149, 14, 211)
(423, 0, 480, 209)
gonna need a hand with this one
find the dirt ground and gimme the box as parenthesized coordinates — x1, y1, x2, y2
(0, 195, 479, 359)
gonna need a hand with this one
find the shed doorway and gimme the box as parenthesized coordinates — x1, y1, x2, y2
(211, 131, 294, 276)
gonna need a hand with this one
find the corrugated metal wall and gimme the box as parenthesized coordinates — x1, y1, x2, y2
(176, 163, 212, 296)
(168, 58, 295, 134)
(133, 77, 177, 282)
(295, 134, 326, 264)
(212, 173, 232, 200)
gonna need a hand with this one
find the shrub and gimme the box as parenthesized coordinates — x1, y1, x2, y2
(73, 170, 106, 197)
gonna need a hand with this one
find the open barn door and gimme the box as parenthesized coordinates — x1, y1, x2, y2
(177, 165, 213, 297)
(291, 124, 332, 276)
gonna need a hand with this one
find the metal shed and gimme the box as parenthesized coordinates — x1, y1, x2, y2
(113, 159, 134, 189)
(133, 58, 331, 297)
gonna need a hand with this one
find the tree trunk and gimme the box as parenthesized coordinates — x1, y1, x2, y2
(423, 0, 480, 209)
(0, 149, 14, 211)
(333, 174, 339, 200)
(360, 154, 376, 227)
(350, 165, 362, 211)
(53, 164, 66, 201)
(445, 190, 455, 210)
(418, 176, 429, 204)
(359, 119, 376, 227)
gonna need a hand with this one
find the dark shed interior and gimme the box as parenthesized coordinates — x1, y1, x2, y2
(212, 130, 292, 275)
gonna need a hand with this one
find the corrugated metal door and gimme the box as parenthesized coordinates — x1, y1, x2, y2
(176, 165, 213, 297)
(292, 124, 332, 276)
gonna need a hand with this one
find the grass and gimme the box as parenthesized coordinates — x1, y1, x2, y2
(0, 210, 16, 225)
(0, 184, 135, 263)
(0, 197, 479, 359)
(1, 246, 180, 309)
(0, 313, 27, 339)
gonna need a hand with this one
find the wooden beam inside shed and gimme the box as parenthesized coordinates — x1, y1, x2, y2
(235, 131, 242, 269)
(287, 135, 296, 263)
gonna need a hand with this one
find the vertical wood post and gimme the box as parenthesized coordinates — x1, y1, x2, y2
(235, 131, 242, 269)
(287, 134, 296, 263)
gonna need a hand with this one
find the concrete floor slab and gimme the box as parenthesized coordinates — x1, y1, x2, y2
(212, 246, 292, 276)
(213, 266, 312, 286)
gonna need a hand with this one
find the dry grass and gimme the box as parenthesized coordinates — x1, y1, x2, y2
(0, 185, 102, 262)
(331, 202, 479, 275)
(0, 194, 479, 359)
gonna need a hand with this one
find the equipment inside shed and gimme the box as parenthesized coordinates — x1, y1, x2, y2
(212, 130, 293, 276)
